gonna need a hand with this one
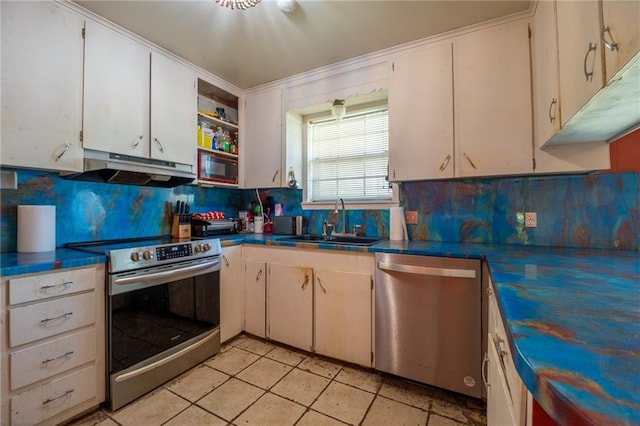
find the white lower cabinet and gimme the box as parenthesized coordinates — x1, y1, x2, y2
(267, 263, 313, 351)
(486, 278, 528, 426)
(243, 258, 267, 338)
(220, 245, 243, 343)
(241, 246, 374, 367)
(314, 269, 373, 367)
(1, 264, 106, 426)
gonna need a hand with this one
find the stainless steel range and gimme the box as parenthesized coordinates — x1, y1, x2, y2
(68, 237, 222, 410)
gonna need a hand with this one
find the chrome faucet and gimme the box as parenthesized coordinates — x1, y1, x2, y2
(335, 197, 347, 235)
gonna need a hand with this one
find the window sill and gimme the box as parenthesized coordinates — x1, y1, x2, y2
(301, 200, 399, 210)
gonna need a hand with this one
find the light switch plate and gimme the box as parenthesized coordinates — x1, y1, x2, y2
(405, 211, 418, 225)
(525, 212, 537, 228)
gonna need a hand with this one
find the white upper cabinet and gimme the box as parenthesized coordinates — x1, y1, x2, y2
(241, 87, 283, 188)
(388, 42, 454, 181)
(454, 20, 533, 177)
(556, 1, 602, 125)
(601, 0, 640, 80)
(531, 0, 610, 173)
(84, 21, 150, 158)
(150, 52, 197, 166)
(84, 21, 196, 167)
(1, 2, 85, 172)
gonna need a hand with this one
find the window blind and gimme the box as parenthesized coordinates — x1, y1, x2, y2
(308, 109, 391, 202)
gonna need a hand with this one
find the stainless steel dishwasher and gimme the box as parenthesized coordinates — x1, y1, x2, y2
(375, 253, 482, 398)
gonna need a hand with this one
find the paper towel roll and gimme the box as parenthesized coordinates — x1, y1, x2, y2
(18, 205, 56, 253)
(389, 207, 408, 241)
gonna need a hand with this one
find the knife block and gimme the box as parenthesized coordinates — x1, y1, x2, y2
(171, 215, 191, 239)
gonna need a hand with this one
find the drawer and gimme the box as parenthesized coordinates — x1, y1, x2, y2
(10, 328, 97, 390)
(11, 365, 97, 426)
(9, 267, 96, 305)
(9, 291, 96, 347)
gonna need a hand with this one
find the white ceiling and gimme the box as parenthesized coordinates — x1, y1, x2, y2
(74, 0, 532, 90)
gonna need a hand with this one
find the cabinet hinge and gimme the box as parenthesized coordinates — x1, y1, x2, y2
(528, 24, 531, 39)
(370, 276, 374, 290)
(82, 27, 86, 39)
(392, 62, 395, 72)
(533, 157, 536, 170)
(371, 352, 374, 363)
(79, 130, 83, 142)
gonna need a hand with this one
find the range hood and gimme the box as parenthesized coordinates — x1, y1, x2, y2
(62, 149, 196, 188)
(543, 51, 640, 146)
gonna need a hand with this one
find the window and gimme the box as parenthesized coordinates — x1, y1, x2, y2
(306, 107, 392, 204)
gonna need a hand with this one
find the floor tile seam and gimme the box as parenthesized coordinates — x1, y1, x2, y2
(192, 386, 266, 424)
(268, 365, 334, 408)
(293, 407, 350, 426)
(162, 373, 233, 406)
(158, 399, 196, 426)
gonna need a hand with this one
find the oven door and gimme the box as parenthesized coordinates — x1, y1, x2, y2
(107, 256, 221, 410)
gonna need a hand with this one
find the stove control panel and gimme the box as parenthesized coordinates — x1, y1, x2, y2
(156, 243, 192, 261)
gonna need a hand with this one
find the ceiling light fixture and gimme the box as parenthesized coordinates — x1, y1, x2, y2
(276, 0, 297, 13)
(332, 99, 346, 121)
(216, 0, 261, 10)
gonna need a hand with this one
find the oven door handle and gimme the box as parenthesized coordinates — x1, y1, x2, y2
(113, 260, 220, 285)
(114, 331, 217, 383)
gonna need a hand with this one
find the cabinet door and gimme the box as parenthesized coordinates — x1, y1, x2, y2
(150, 52, 197, 166)
(454, 20, 533, 177)
(220, 246, 243, 343)
(314, 269, 372, 367)
(84, 21, 150, 157)
(267, 263, 313, 351)
(602, 1, 640, 81)
(1, 2, 84, 172)
(532, 0, 611, 173)
(241, 87, 283, 188)
(243, 259, 266, 338)
(486, 340, 519, 426)
(556, 1, 602, 124)
(388, 42, 454, 181)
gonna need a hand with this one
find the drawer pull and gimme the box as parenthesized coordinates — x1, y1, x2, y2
(40, 281, 73, 291)
(482, 352, 489, 389)
(43, 389, 74, 405)
(42, 351, 74, 365)
(40, 312, 73, 325)
(494, 335, 509, 358)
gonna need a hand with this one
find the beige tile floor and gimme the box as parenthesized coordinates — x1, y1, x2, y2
(67, 334, 487, 426)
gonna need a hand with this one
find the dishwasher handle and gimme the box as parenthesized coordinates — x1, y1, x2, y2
(377, 261, 477, 279)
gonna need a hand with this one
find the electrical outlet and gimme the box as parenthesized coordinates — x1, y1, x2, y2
(405, 211, 418, 225)
(525, 212, 537, 228)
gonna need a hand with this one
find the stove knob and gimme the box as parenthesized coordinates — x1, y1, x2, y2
(131, 252, 140, 262)
(194, 244, 202, 253)
(143, 250, 152, 260)
(202, 243, 211, 252)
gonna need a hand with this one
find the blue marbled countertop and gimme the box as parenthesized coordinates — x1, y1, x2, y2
(2, 235, 638, 424)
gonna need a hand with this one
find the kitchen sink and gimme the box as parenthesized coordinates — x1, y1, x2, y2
(278, 234, 381, 246)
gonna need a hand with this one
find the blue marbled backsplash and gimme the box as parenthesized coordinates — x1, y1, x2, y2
(1, 168, 638, 251)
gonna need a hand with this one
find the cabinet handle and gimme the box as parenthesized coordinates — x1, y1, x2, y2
(486, 287, 493, 296)
(494, 335, 508, 358)
(40, 312, 73, 325)
(256, 269, 263, 281)
(439, 154, 451, 171)
(271, 170, 279, 183)
(222, 254, 229, 267)
(583, 42, 597, 82)
(301, 274, 309, 290)
(317, 277, 327, 294)
(463, 153, 478, 169)
(40, 281, 72, 291)
(132, 135, 143, 148)
(602, 26, 618, 52)
(42, 351, 74, 365)
(482, 352, 489, 389)
(55, 143, 72, 161)
(154, 137, 165, 153)
(548, 98, 557, 124)
(43, 389, 74, 405)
